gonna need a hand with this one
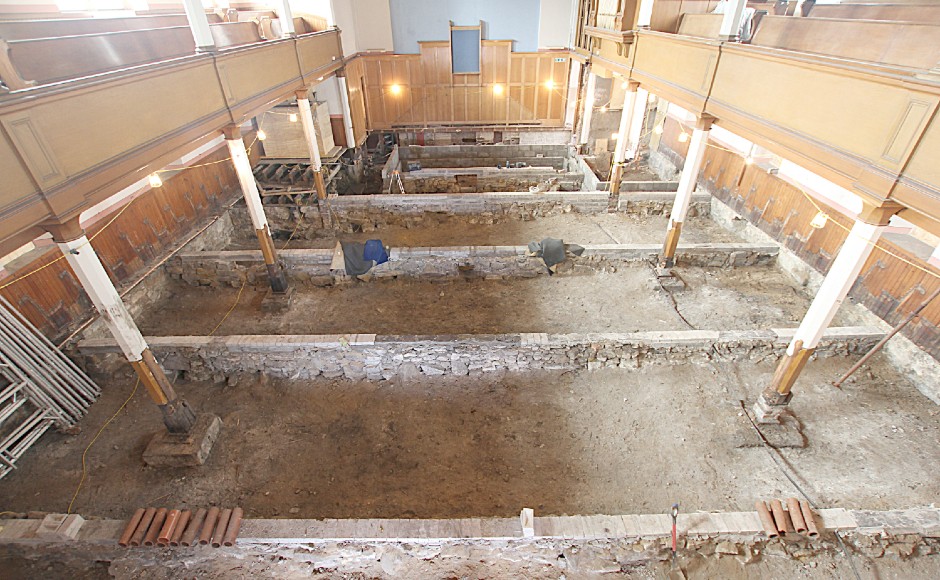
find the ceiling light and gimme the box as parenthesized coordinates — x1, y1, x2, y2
(493, 84, 504, 95)
(744, 155, 754, 165)
(289, 113, 298, 123)
(148, 173, 163, 188)
(544, 80, 555, 89)
(390, 84, 402, 95)
(257, 129, 267, 141)
(810, 211, 828, 229)
(678, 132, 689, 143)
(653, 125, 663, 135)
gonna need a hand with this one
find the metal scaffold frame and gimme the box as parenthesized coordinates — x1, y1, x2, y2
(0, 296, 100, 479)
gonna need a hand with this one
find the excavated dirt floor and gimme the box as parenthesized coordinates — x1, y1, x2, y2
(0, 357, 937, 523)
(237, 214, 738, 249)
(136, 265, 847, 336)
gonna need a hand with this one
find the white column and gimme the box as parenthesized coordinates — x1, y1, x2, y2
(296, 92, 323, 170)
(718, 0, 748, 41)
(627, 88, 649, 158)
(668, 126, 710, 226)
(579, 70, 597, 146)
(181, 0, 216, 52)
(787, 220, 885, 354)
(637, 0, 656, 28)
(613, 86, 638, 164)
(275, 0, 297, 37)
(564, 61, 582, 129)
(226, 135, 268, 231)
(661, 117, 713, 267)
(57, 236, 148, 362)
(337, 76, 357, 148)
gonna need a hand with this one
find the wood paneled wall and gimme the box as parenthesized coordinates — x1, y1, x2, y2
(657, 117, 940, 359)
(0, 141, 256, 343)
(344, 42, 571, 130)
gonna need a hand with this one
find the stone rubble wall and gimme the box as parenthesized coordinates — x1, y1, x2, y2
(79, 327, 883, 382)
(235, 191, 712, 239)
(166, 243, 779, 288)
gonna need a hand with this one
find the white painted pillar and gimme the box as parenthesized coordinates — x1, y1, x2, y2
(337, 75, 357, 148)
(226, 134, 268, 232)
(52, 226, 197, 433)
(637, 0, 656, 28)
(661, 117, 713, 267)
(275, 0, 297, 37)
(788, 220, 885, 353)
(564, 60, 582, 129)
(718, 0, 748, 41)
(579, 70, 597, 146)
(608, 82, 638, 205)
(755, 204, 898, 422)
(296, 91, 323, 170)
(58, 236, 148, 363)
(613, 86, 638, 164)
(296, 89, 328, 200)
(224, 127, 289, 292)
(181, 0, 216, 52)
(627, 88, 649, 158)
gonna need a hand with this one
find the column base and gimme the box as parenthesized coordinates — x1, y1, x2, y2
(318, 199, 334, 229)
(733, 404, 807, 448)
(160, 397, 197, 434)
(262, 285, 295, 312)
(753, 392, 792, 424)
(659, 222, 683, 269)
(143, 414, 222, 468)
(266, 263, 289, 294)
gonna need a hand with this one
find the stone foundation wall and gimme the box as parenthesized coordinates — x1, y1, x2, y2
(1, 508, 937, 578)
(79, 327, 883, 382)
(237, 192, 711, 239)
(167, 243, 779, 288)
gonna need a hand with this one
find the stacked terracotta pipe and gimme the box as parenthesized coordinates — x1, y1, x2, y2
(755, 498, 819, 539)
(118, 506, 243, 548)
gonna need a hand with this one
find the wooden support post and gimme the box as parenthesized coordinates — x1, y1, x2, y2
(180, 0, 216, 52)
(224, 125, 289, 293)
(754, 203, 900, 422)
(296, 88, 327, 201)
(48, 221, 196, 434)
(627, 88, 649, 160)
(608, 82, 639, 212)
(579, 68, 597, 146)
(275, 0, 297, 37)
(660, 115, 714, 268)
(336, 72, 357, 149)
(718, 0, 749, 41)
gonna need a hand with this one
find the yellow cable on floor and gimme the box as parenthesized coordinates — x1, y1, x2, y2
(66, 377, 139, 515)
(208, 277, 248, 337)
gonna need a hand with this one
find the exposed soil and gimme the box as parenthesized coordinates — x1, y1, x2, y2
(238, 214, 739, 249)
(0, 357, 937, 523)
(136, 265, 845, 337)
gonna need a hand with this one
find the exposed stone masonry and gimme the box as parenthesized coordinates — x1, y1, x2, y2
(79, 327, 883, 382)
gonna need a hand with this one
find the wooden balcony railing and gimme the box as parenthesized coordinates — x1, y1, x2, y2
(0, 28, 343, 256)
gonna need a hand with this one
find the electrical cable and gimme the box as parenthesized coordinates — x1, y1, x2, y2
(66, 377, 139, 515)
(738, 400, 863, 580)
